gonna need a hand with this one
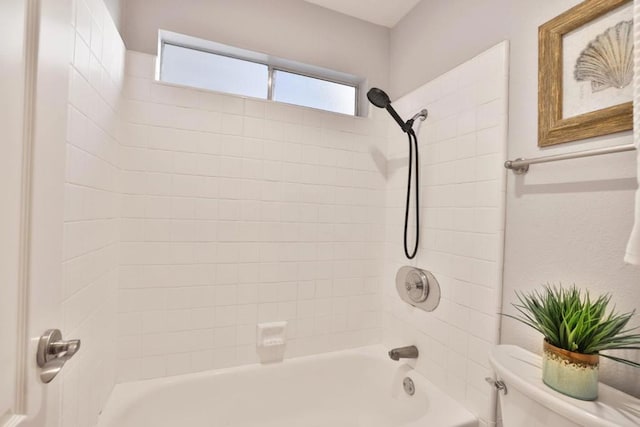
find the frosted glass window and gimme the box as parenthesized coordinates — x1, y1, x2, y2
(160, 43, 268, 99)
(272, 70, 356, 115)
(158, 35, 360, 116)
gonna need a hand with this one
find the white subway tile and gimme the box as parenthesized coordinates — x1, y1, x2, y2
(215, 305, 237, 326)
(199, 92, 244, 115)
(149, 83, 200, 108)
(476, 99, 503, 130)
(75, 1, 92, 45)
(117, 335, 141, 360)
(244, 99, 266, 118)
(73, 34, 91, 80)
(89, 17, 103, 59)
(213, 326, 237, 348)
(221, 114, 244, 135)
(166, 353, 192, 376)
(125, 52, 155, 78)
(140, 355, 166, 379)
(122, 76, 151, 101)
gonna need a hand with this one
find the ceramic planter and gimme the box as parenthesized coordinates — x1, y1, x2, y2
(542, 340, 599, 400)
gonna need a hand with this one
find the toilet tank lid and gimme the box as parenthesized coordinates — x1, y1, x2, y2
(489, 345, 640, 427)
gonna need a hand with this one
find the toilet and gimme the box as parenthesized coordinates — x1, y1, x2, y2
(490, 345, 640, 427)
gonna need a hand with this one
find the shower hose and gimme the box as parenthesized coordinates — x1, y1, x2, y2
(404, 129, 419, 259)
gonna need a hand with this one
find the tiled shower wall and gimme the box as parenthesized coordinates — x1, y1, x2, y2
(61, 0, 125, 425)
(115, 52, 387, 381)
(382, 42, 508, 426)
(57, 10, 508, 424)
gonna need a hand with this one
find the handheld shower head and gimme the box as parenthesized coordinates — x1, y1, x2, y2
(367, 89, 427, 260)
(367, 87, 409, 133)
(366, 87, 391, 108)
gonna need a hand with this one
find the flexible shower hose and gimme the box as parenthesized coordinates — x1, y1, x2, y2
(404, 129, 419, 259)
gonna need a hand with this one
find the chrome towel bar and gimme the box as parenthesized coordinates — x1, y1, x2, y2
(504, 144, 636, 174)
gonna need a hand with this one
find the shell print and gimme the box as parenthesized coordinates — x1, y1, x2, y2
(574, 20, 633, 92)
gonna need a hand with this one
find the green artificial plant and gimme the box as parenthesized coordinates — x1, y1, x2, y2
(504, 284, 640, 367)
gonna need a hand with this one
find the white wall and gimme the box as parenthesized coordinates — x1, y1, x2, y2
(103, 0, 122, 31)
(61, 0, 125, 425)
(0, 0, 27, 418)
(389, 0, 510, 99)
(391, 0, 640, 397)
(115, 52, 387, 381)
(120, 0, 390, 93)
(382, 42, 508, 427)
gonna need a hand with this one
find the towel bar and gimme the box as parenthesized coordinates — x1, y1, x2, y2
(504, 144, 636, 174)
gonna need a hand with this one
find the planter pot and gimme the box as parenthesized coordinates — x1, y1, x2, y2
(542, 340, 599, 400)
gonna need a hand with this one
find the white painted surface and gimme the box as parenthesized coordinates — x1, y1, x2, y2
(102, 0, 122, 31)
(120, 0, 390, 99)
(303, 0, 421, 27)
(97, 346, 477, 427)
(389, 0, 513, 99)
(390, 0, 640, 398)
(382, 42, 509, 425)
(491, 345, 640, 427)
(116, 51, 386, 382)
(0, 2, 80, 426)
(20, 1, 75, 426)
(0, 0, 27, 422)
(58, 0, 126, 425)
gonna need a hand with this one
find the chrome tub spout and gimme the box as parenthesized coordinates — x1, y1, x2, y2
(388, 345, 419, 361)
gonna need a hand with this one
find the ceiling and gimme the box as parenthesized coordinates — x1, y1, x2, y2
(303, 0, 421, 28)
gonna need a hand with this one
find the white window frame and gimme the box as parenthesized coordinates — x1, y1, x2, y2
(157, 30, 361, 116)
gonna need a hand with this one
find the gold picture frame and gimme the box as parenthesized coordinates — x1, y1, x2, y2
(538, 0, 633, 147)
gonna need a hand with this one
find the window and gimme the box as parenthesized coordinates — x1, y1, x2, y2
(158, 31, 360, 116)
(161, 44, 269, 99)
(272, 70, 356, 116)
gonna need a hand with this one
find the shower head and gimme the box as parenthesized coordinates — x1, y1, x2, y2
(367, 87, 391, 108)
(367, 87, 409, 133)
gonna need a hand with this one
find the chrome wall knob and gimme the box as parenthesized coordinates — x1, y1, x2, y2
(405, 269, 429, 303)
(395, 266, 441, 312)
(36, 329, 81, 383)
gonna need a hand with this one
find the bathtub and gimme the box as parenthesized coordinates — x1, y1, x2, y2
(97, 346, 477, 427)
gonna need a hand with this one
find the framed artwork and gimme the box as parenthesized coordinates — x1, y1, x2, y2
(538, 0, 633, 147)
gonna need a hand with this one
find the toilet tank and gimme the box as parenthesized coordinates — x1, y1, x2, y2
(489, 345, 640, 427)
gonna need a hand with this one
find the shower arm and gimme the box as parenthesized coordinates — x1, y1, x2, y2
(405, 109, 428, 129)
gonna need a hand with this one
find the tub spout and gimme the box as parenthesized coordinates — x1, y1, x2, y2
(388, 345, 418, 361)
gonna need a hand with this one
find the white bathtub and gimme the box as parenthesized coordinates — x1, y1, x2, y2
(97, 346, 477, 427)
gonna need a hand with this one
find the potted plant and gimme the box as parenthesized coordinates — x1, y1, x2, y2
(504, 284, 640, 400)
